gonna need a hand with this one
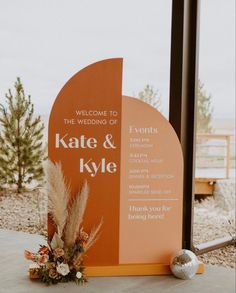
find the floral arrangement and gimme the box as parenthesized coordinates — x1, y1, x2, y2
(24, 160, 102, 285)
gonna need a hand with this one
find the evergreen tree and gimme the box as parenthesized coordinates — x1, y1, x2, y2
(0, 78, 46, 193)
(138, 84, 162, 111)
(197, 80, 213, 133)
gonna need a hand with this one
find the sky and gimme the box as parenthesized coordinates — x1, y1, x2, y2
(0, 0, 235, 119)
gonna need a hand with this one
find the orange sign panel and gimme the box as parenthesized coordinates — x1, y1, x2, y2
(120, 96, 183, 264)
(48, 58, 183, 274)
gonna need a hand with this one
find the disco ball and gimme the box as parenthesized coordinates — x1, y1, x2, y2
(170, 249, 199, 280)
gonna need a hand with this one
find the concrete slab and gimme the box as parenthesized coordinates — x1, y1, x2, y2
(0, 229, 235, 293)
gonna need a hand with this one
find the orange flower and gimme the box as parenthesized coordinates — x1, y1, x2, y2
(48, 268, 59, 279)
(24, 250, 35, 261)
(37, 254, 49, 266)
(38, 246, 49, 255)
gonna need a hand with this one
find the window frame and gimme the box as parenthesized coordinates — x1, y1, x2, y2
(169, 0, 200, 249)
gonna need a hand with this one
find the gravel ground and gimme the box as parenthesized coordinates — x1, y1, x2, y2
(0, 189, 235, 268)
(0, 189, 47, 236)
(193, 197, 235, 268)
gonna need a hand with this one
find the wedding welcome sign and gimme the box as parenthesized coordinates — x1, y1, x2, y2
(48, 58, 184, 276)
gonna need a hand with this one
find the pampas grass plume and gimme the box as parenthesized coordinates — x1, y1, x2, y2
(64, 180, 89, 247)
(46, 160, 70, 238)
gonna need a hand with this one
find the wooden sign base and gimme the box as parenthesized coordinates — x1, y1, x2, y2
(85, 263, 204, 277)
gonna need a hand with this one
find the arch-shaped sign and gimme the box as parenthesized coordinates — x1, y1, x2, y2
(49, 58, 184, 276)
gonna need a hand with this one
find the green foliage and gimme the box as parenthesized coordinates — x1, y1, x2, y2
(0, 78, 46, 192)
(197, 80, 213, 133)
(138, 84, 162, 111)
(37, 265, 87, 285)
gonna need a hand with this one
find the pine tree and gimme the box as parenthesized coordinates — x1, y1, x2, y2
(138, 84, 162, 111)
(197, 80, 213, 133)
(0, 78, 46, 193)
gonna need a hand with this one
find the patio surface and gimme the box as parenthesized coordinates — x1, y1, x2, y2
(0, 229, 235, 293)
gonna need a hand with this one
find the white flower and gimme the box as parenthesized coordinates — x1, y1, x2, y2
(29, 263, 40, 269)
(56, 263, 70, 276)
(76, 271, 82, 279)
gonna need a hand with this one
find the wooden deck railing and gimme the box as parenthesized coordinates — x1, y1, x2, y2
(196, 134, 233, 179)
